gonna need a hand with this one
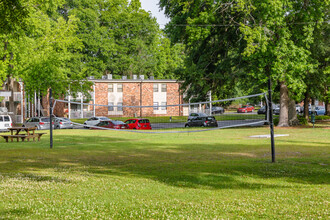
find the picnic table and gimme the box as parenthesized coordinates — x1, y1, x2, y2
(1, 127, 46, 143)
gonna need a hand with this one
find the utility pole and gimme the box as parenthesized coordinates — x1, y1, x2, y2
(49, 88, 53, 149)
(268, 78, 275, 162)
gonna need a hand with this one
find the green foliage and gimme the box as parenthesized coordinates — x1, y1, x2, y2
(160, 0, 248, 101)
(61, 0, 183, 79)
(297, 115, 308, 125)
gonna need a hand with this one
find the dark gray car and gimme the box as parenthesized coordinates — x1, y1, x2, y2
(23, 117, 54, 130)
(185, 116, 218, 128)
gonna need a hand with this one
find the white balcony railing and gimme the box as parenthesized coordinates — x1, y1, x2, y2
(65, 92, 94, 101)
(4, 92, 22, 102)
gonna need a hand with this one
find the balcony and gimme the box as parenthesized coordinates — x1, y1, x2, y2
(65, 92, 94, 101)
(4, 92, 22, 102)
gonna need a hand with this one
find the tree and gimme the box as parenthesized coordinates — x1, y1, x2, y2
(0, 0, 87, 120)
(160, 0, 248, 101)
(160, 0, 328, 125)
(60, 0, 183, 79)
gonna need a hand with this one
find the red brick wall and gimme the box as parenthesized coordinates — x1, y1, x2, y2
(95, 83, 108, 116)
(141, 83, 153, 117)
(123, 83, 141, 117)
(167, 83, 181, 116)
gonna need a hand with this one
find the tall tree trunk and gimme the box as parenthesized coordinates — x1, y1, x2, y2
(278, 81, 289, 127)
(8, 76, 17, 123)
(325, 86, 330, 116)
(326, 101, 330, 116)
(304, 92, 310, 120)
(288, 99, 299, 126)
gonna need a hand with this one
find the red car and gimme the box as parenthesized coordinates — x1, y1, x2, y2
(91, 120, 128, 129)
(237, 105, 255, 113)
(124, 118, 152, 130)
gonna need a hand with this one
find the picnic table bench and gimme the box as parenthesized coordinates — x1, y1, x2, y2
(0, 127, 47, 143)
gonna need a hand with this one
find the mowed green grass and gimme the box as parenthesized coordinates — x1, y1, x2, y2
(0, 126, 329, 219)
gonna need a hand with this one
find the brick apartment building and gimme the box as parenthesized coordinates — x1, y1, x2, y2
(61, 75, 186, 118)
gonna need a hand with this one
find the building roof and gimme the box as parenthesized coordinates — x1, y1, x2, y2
(90, 79, 180, 83)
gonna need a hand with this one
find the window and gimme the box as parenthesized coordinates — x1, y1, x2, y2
(117, 84, 123, 92)
(161, 102, 167, 110)
(161, 84, 167, 92)
(108, 84, 113, 92)
(117, 102, 123, 111)
(0, 117, 3, 122)
(153, 102, 158, 110)
(153, 84, 158, 92)
(108, 102, 114, 111)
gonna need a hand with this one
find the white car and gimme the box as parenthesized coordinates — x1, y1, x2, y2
(0, 115, 12, 131)
(83, 116, 110, 128)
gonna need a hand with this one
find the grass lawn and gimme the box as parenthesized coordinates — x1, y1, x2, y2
(0, 125, 329, 219)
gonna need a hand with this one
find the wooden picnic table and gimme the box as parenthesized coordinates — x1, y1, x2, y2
(1, 127, 46, 143)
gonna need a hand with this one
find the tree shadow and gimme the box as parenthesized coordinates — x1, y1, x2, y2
(0, 134, 328, 190)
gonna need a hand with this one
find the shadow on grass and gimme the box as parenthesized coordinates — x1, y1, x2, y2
(0, 134, 328, 190)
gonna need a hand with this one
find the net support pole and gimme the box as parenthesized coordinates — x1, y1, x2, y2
(268, 78, 275, 162)
(49, 88, 53, 149)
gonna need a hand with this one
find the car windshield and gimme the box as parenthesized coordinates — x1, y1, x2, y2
(139, 119, 150, 123)
(112, 121, 125, 125)
(241, 106, 247, 108)
(41, 118, 50, 122)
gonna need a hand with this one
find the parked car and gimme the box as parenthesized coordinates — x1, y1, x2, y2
(257, 105, 278, 115)
(54, 117, 73, 129)
(185, 116, 218, 128)
(91, 120, 129, 129)
(211, 106, 225, 114)
(23, 117, 54, 130)
(124, 118, 152, 130)
(309, 106, 325, 116)
(188, 112, 208, 120)
(296, 104, 303, 113)
(0, 115, 12, 131)
(237, 105, 254, 113)
(84, 116, 110, 128)
(273, 105, 280, 115)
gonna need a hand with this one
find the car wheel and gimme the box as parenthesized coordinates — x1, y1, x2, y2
(36, 126, 40, 130)
(185, 124, 189, 128)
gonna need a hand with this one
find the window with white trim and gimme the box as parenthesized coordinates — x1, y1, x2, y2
(117, 102, 123, 111)
(153, 102, 158, 110)
(108, 84, 113, 92)
(161, 84, 167, 92)
(153, 84, 158, 92)
(117, 84, 123, 92)
(161, 102, 167, 110)
(108, 102, 114, 111)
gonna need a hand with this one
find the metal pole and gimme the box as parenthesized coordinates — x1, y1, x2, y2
(19, 82, 23, 123)
(38, 90, 41, 117)
(268, 78, 275, 162)
(209, 91, 212, 115)
(93, 84, 96, 117)
(80, 93, 83, 118)
(34, 91, 37, 117)
(140, 80, 142, 118)
(49, 88, 53, 149)
(68, 87, 71, 119)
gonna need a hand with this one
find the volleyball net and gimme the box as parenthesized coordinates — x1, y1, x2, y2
(53, 93, 269, 133)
